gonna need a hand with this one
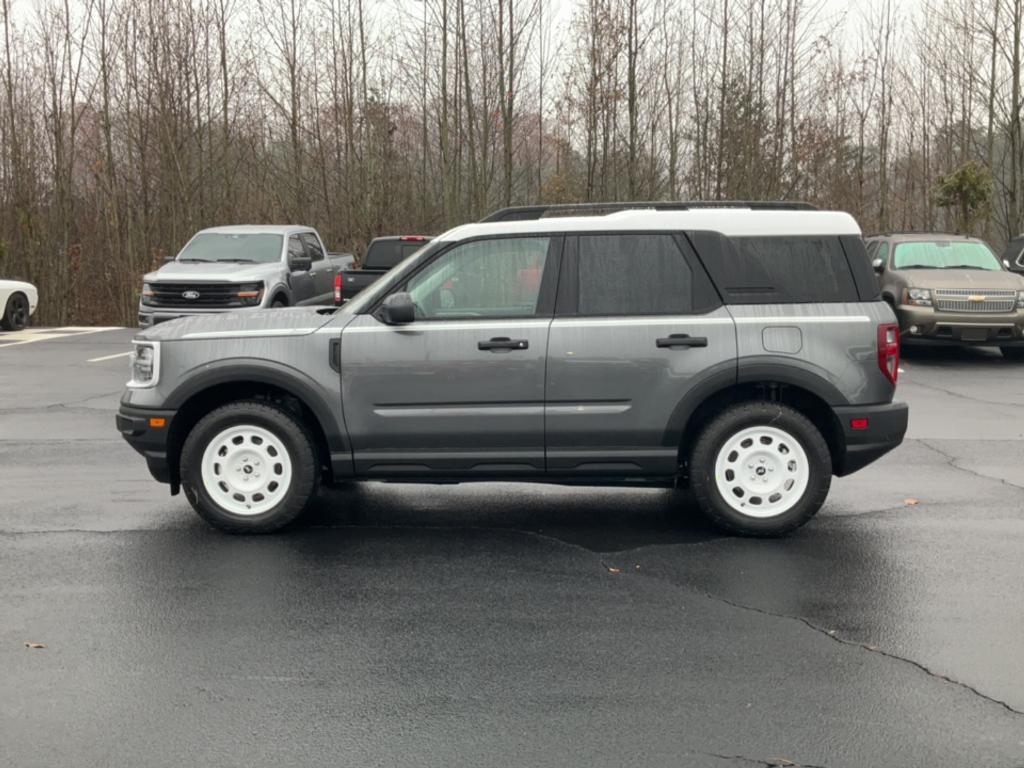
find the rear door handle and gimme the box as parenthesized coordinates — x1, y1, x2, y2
(478, 337, 529, 351)
(656, 334, 708, 349)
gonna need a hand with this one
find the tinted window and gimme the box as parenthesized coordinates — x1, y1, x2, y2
(407, 237, 550, 319)
(300, 233, 325, 261)
(287, 236, 306, 259)
(365, 239, 429, 269)
(577, 234, 696, 315)
(692, 234, 859, 303)
(877, 242, 889, 264)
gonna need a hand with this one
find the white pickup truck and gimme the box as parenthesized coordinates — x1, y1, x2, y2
(138, 225, 353, 328)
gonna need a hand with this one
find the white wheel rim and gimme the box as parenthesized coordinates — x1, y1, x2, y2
(200, 424, 293, 516)
(713, 425, 810, 518)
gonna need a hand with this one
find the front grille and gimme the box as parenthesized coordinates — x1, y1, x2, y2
(934, 288, 1016, 313)
(146, 282, 249, 309)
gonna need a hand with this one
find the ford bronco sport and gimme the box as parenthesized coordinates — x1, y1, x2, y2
(117, 202, 908, 537)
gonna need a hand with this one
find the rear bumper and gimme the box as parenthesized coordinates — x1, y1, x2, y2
(833, 402, 909, 476)
(117, 404, 178, 488)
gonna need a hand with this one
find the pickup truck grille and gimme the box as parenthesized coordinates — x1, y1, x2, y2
(934, 288, 1017, 313)
(146, 282, 249, 309)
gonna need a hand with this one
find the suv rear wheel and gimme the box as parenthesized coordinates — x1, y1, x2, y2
(689, 402, 831, 536)
(180, 400, 319, 533)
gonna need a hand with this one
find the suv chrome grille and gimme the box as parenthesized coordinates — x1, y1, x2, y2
(933, 288, 1016, 313)
(147, 282, 246, 308)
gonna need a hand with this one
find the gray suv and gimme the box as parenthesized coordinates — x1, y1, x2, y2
(117, 203, 908, 537)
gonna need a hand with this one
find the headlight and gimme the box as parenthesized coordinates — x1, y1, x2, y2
(904, 288, 932, 307)
(128, 341, 160, 388)
(1018, 290, 1024, 309)
(141, 282, 154, 305)
(236, 282, 264, 306)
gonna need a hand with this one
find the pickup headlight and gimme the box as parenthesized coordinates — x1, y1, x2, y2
(141, 282, 154, 306)
(903, 288, 932, 307)
(1018, 290, 1024, 309)
(128, 341, 160, 388)
(236, 282, 264, 306)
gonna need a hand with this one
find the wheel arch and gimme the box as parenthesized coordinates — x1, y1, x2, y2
(164, 363, 347, 489)
(669, 363, 846, 480)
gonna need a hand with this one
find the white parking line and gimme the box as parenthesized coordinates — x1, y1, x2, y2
(0, 326, 122, 348)
(87, 351, 132, 363)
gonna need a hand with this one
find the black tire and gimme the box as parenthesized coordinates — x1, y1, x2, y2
(688, 401, 832, 537)
(179, 400, 319, 533)
(1, 292, 30, 331)
(1000, 346, 1024, 361)
(271, 298, 287, 308)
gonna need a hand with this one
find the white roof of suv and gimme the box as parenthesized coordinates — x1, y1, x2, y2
(440, 209, 861, 242)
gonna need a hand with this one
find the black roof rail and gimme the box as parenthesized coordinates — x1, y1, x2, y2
(480, 200, 818, 223)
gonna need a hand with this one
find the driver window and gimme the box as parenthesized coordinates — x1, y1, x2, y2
(406, 237, 550, 319)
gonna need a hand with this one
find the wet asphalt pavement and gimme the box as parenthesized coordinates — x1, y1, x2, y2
(1, 328, 1023, 767)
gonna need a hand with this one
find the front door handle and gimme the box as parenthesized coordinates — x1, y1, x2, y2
(656, 334, 708, 349)
(478, 337, 529, 351)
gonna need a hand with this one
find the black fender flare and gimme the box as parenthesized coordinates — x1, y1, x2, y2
(662, 357, 849, 448)
(164, 359, 348, 454)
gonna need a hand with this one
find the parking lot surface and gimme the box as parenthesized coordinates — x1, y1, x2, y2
(1, 328, 1023, 767)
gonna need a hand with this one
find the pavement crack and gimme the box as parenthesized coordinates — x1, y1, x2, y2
(903, 376, 1021, 408)
(691, 587, 1024, 718)
(704, 754, 826, 768)
(916, 438, 1024, 492)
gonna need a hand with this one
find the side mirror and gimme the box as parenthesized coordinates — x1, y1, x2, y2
(872, 258, 885, 274)
(380, 292, 416, 325)
(289, 254, 312, 272)
(163, 255, 176, 263)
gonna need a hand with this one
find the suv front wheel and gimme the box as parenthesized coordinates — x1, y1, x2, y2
(689, 402, 831, 536)
(180, 400, 319, 533)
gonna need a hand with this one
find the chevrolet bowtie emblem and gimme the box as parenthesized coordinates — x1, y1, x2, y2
(968, 295, 986, 302)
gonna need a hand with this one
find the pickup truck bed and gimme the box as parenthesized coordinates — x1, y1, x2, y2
(339, 236, 431, 302)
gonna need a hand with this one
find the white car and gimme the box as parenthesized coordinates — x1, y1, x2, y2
(0, 279, 38, 331)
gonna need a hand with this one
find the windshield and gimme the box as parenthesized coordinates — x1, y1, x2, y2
(893, 241, 1001, 271)
(177, 233, 283, 263)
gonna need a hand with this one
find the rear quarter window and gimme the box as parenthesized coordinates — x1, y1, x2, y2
(687, 232, 864, 303)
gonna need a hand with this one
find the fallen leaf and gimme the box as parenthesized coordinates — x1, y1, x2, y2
(607, 566, 621, 574)
(24, 642, 46, 649)
(767, 759, 797, 767)
(903, 498, 920, 506)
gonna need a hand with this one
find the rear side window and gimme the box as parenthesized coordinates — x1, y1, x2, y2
(689, 233, 860, 303)
(575, 234, 713, 315)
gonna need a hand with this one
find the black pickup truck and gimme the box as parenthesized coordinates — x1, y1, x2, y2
(335, 235, 432, 303)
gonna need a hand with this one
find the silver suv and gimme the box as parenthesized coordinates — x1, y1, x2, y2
(117, 203, 908, 537)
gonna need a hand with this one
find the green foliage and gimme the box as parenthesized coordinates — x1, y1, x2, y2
(931, 161, 993, 234)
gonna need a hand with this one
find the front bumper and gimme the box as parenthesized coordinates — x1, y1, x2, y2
(833, 402, 909, 476)
(895, 305, 1024, 345)
(117, 404, 178, 490)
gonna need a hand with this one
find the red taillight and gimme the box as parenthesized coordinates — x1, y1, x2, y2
(877, 323, 900, 385)
(334, 273, 343, 304)
(850, 418, 869, 430)
(400, 235, 427, 242)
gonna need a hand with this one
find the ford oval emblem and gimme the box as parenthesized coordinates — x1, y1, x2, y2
(182, 290, 201, 300)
